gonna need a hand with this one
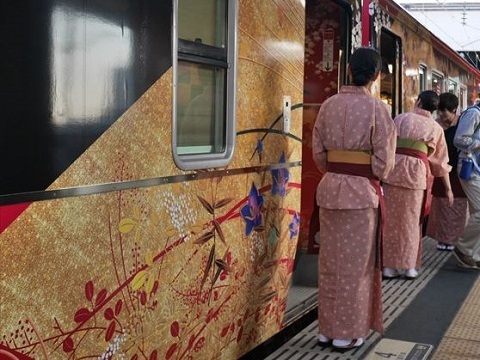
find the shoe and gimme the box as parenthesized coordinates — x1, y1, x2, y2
(437, 242, 454, 251)
(317, 333, 332, 346)
(332, 338, 364, 349)
(405, 268, 418, 279)
(437, 243, 447, 250)
(453, 248, 480, 269)
(382, 267, 400, 279)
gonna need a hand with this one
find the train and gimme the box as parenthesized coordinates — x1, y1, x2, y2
(1, 1, 479, 359)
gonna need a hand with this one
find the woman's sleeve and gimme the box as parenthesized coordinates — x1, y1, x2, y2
(371, 101, 397, 180)
(429, 129, 452, 177)
(312, 107, 328, 173)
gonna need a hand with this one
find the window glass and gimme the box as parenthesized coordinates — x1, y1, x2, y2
(431, 72, 444, 93)
(419, 65, 427, 92)
(448, 79, 457, 95)
(178, 0, 226, 48)
(174, 0, 236, 170)
(177, 61, 226, 154)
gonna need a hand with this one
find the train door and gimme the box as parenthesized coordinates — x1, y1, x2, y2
(380, 29, 402, 117)
(285, 0, 351, 325)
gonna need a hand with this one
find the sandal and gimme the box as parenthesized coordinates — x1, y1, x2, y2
(333, 338, 364, 349)
(317, 333, 332, 347)
(437, 243, 447, 251)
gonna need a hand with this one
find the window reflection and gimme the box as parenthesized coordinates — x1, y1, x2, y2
(50, 6, 132, 125)
(178, 0, 226, 47)
(177, 62, 226, 153)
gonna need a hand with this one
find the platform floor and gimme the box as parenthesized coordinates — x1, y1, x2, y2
(256, 237, 480, 360)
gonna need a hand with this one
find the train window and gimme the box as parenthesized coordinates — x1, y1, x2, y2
(419, 64, 427, 92)
(173, 0, 238, 170)
(380, 29, 402, 116)
(448, 79, 458, 95)
(459, 86, 467, 110)
(431, 71, 444, 93)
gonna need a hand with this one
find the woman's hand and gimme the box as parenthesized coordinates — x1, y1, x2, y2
(446, 188, 454, 207)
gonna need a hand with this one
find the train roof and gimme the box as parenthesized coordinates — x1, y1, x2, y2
(378, 0, 480, 79)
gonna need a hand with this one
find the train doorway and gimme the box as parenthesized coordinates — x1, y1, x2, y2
(285, 0, 351, 325)
(380, 29, 402, 117)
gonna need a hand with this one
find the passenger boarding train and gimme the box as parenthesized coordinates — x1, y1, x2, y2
(0, 0, 479, 359)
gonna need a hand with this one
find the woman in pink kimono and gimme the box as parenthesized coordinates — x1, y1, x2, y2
(312, 47, 396, 349)
(382, 91, 453, 280)
(426, 93, 468, 251)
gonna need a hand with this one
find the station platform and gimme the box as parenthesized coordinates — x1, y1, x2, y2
(242, 237, 480, 360)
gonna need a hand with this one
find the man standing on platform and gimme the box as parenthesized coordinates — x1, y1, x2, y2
(452, 102, 480, 268)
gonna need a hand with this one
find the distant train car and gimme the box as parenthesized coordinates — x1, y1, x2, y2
(0, 1, 479, 360)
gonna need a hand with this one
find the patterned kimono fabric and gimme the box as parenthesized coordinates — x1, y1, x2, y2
(426, 125, 468, 245)
(318, 158, 384, 338)
(383, 141, 429, 270)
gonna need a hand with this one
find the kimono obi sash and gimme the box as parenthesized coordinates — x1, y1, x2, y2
(396, 138, 428, 154)
(395, 140, 432, 220)
(326, 151, 383, 270)
(327, 149, 371, 165)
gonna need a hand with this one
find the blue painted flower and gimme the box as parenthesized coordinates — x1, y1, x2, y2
(289, 212, 300, 240)
(256, 139, 264, 154)
(271, 153, 290, 197)
(240, 183, 264, 236)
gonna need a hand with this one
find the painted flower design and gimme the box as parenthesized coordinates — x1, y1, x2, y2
(240, 183, 264, 236)
(289, 212, 300, 240)
(271, 153, 290, 197)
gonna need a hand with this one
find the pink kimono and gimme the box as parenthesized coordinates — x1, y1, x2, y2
(383, 108, 451, 269)
(312, 86, 396, 338)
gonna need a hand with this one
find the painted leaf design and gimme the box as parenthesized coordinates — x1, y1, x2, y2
(197, 196, 214, 214)
(104, 307, 114, 321)
(200, 245, 215, 290)
(213, 220, 226, 244)
(190, 224, 204, 234)
(62, 337, 74, 353)
(119, 218, 136, 234)
(140, 291, 147, 305)
(193, 231, 215, 245)
(74, 308, 91, 323)
(261, 291, 277, 303)
(221, 324, 230, 337)
(114, 299, 123, 316)
(170, 321, 180, 337)
(215, 259, 230, 272)
(105, 321, 116, 342)
(152, 280, 159, 294)
(131, 270, 148, 291)
(149, 350, 158, 360)
(85, 280, 94, 301)
(214, 198, 233, 209)
(146, 274, 155, 294)
(145, 251, 154, 266)
(166, 343, 178, 360)
(166, 226, 177, 237)
(95, 289, 108, 308)
(257, 274, 272, 289)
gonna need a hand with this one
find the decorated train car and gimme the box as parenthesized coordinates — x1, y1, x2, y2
(0, 1, 479, 360)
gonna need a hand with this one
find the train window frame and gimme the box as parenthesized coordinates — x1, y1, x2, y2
(172, 0, 238, 170)
(459, 85, 467, 111)
(431, 70, 444, 93)
(419, 63, 427, 92)
(448, 78, 458, 96)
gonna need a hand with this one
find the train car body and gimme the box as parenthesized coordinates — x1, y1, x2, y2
(0, 1, 479, 360)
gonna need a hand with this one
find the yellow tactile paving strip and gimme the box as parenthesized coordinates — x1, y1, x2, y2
(432, 274, 480, 359)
